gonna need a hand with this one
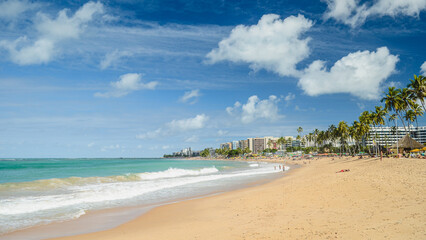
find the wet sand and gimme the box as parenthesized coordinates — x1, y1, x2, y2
(50, 156, 426, 239)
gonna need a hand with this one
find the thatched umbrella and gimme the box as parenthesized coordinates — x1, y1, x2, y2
(391, 134, 424, 153)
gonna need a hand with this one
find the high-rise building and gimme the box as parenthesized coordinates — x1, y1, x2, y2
(253, 138, 265, 154)
(239, 139, 249, 150)
(232, 140, 240, 150)
(367, 126, 426, 146)
(263, 136, 279, 149)
(220, 142, 232, 150)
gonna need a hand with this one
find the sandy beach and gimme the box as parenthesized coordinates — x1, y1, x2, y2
(48, 156, 425, 240)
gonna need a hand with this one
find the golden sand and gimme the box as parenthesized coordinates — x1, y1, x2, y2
(51, 156, 425, 240)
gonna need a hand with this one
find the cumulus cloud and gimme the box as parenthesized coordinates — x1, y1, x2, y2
(180, 89, 201, 104)
(226, 101, 241, 115)
(137, 114, 209, 139)
(206, 14, 313, 77)
(95, 73, 158, 98)
(100, 50, 133, 70)
(167, 114, 208, 131)
(298, 47, 399, 100)
(324, 0, 426, 27)
(227, 95, 282, 123)
(421, 61, 426, 75)
(0, 0, 37, 21)
(0, 1, 104, 65)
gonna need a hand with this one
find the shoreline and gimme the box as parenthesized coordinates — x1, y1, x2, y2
(2, 159, 290, 240)
(50, 156, 425, 240)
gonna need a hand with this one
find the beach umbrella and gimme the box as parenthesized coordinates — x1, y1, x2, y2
(422, 147, 426, 151)
(410, 149, 420, 152)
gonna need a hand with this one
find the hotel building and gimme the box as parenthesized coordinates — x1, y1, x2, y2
(366, 126, 426, 146)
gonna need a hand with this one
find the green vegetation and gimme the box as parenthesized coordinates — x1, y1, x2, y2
(301, 74, 425, 155)
(200, 148, 210, 157)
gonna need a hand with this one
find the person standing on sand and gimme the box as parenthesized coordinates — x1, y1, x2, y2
(380, 150, 383, 161)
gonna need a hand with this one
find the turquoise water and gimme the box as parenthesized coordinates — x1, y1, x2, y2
(0, 158, 247, 183)
(0, 158, 285, 236)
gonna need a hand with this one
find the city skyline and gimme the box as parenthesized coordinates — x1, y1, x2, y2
(1, 0, 425, 157)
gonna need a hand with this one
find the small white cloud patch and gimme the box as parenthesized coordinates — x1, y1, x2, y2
(137, 114, 209, 139)
(284, 93, 295, 102)
(100, 50, 133, 70)
(167, 114, 208, 131)
(227, 95, 282, 123)
(95, 73, 158, 98)
(298, 47, 398, 100)
(180, 89, 201, 104)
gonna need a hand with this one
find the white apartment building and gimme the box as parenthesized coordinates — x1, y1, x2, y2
(367, 126, 426, 146)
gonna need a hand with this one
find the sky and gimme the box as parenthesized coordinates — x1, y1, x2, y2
(0, 0, 425, 158)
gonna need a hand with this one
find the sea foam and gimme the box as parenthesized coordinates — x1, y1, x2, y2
(0, 163, 283, 235)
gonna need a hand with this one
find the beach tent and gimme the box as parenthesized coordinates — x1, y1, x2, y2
(391, 134, 424, 153)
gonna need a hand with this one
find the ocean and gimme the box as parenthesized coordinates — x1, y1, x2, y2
(0, 158, 288, 237)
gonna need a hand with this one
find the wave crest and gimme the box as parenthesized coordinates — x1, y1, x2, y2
(0, 167, 219, 192)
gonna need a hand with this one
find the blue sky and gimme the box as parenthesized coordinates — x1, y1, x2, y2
(0, 0, 425, 157)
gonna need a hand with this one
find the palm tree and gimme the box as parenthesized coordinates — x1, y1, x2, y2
(297, 127, 303, 135)
(337, 121, 349, 156)
(267, 139, 274, 149)
(411, 103, 424, 128)
(381, 87, 407, 132)
(404, 110, 416, 134)
(388, 114, 398, 151)
(313, 129, 319, 150)
(277, 137, 285, 151)
(407, 75, 426, 111)
(372, 106, 387, 155)
(327, 124, 337, 149)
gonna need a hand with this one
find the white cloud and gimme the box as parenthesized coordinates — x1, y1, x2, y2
(0, 0, 36, 20)
(185, 135, 199, 143)
(298, 47, 399, 100)
(324, 0, 426, 27)
(180, 89, 201, 104)
(206, 14, 313, 77)
(226, 101, 241, 115)
(137, 114, 209, 139)
(136, 128, 164, 139)
(217, 130, 228, 136)
(100, 50, 133, 70)
(421, 61, 426, 75)
(167, 114, 208, 131)
(0, 1, 104, 65)
(284, 93, 295, 102)
(357, 102, 365, 110)
(87, 142, 95, 147)
(95, 73, 158, 98)
(227, 95, 282, 123)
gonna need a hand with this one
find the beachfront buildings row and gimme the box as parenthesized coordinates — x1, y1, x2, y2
(219, 126, 426, 154)
(220, 136, 303, 154)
